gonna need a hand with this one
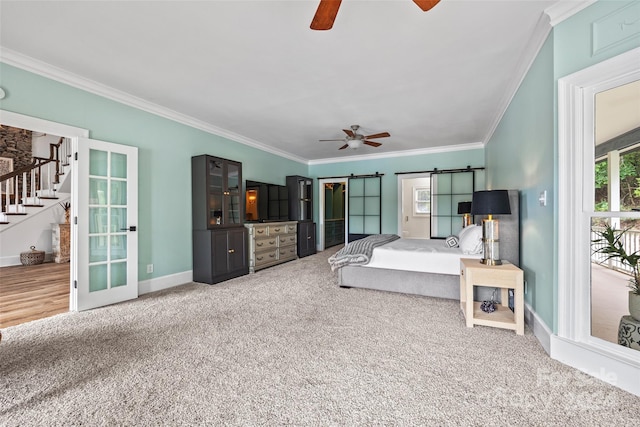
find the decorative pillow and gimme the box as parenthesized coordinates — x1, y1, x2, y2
(458, 224, 483, 254)
(444, 235, 459, 248)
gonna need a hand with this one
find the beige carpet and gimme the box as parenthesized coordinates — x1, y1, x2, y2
(0, 247, 637, 426)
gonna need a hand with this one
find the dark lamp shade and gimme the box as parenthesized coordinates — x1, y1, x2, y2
(457, 201, 472, 214)
(470, 190, 511, 215)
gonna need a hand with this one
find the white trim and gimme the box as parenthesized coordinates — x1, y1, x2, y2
(557, 47, 640, 397)
(138, 270, 193, 295)
(483, 13, 552, 144)
(0, 252, 53, 267)
(545, 0, 597, 27)
(0, 109, 89, 138)
(309, 142, 484, 166)
(551, 335, 640, 396)
(524, 302, 553, 355)
(0, 48, 308, 165)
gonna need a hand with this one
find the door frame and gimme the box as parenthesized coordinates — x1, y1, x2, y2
(556, 47, 640, 395)
(318, 178, 348, 251)
(397, 172, 431, 238)
(0, 109, 89, 311)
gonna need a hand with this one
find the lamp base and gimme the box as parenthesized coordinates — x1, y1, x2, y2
(481, 218, 502, 266)
(480, 258, 503, 266)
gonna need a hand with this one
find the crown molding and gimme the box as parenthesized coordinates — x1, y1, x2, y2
(545, 0, 597, 27)
(308, 141, 484, 166)
(0, 48, 308, 165)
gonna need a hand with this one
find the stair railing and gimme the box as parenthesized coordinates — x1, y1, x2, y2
(0, 137, 70, 221)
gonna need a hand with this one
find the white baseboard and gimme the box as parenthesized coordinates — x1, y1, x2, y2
(524, 302, 552, 355)
(138, 270, 193, 295)
(1, 252, 54, 267)
(551, 335, 640, 397)
(521, 303, 639, 396)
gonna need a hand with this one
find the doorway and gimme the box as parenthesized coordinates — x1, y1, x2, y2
(0, 110, 87, 326)
(318, 178, 347, 251)
(398, 174, 431, 238)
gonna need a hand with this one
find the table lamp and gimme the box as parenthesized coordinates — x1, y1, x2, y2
(457, 201, 472, 228)
(470, 190, 511, 265)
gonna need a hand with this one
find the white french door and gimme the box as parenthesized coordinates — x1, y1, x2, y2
(71, 138, 138, 311)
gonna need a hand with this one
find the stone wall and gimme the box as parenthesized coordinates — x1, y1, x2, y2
(0, 125, 32, 176)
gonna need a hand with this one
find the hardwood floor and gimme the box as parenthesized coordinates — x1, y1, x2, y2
(0, 262, 70, 328)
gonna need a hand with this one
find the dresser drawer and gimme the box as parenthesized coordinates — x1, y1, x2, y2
(255, 249, 278, 267)
(254, 237, 278, 250)
(279, 234, 297, 246)
(268, 224, 286, 234)
(279, 246, 297, 259)
(252, 225, 269, 237)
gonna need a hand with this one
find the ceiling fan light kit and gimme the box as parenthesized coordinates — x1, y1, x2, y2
(311, 0, 440, 30)
(320, 125, 390, 151)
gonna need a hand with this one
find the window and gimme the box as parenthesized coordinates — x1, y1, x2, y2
(413, 186, 430, 215)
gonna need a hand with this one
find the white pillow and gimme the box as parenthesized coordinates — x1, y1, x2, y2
(458, 225, 483, 254)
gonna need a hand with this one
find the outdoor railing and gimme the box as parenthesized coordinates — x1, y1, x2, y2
(591, 226, 640, 277)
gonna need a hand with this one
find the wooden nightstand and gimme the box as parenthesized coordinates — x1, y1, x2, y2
(460, 258, 524, 335)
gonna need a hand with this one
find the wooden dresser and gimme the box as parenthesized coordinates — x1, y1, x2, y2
(245, 221, 298, 273)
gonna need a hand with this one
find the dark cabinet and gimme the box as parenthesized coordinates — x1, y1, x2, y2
(287, 175, 316, 257)
(192, 155, 248, 284)
(297, 221, 316, 258)
(192, 155, 243, 230)
(193, 229, 248, 284)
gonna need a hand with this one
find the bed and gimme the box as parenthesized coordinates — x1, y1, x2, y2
(331, 190, 520, 301)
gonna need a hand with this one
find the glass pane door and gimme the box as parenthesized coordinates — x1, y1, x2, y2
(74, 138, 138, 311)
(226, 161, 241, 225)
(208, 159, 224, 226)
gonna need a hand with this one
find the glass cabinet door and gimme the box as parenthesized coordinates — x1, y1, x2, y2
(225, 161, 241, 225)
(299, 179, 312, 221)
(208, 159, 224, 227)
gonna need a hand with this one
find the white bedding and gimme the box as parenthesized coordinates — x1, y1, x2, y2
(362, 238, 482, 275)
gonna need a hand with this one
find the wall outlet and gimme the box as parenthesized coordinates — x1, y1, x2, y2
(146, 264, 153, 274)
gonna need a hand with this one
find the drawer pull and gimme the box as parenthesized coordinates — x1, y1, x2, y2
(257, 242, 263, 247)
(269, 240, 276, 245)
(257, 229, 265, 234)
(269, 253, 276, 258)
(273, 228, 281, 232)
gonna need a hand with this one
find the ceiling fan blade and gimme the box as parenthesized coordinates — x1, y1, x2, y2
(413, 0, 440, 12)
(364, 132, 390, 139)
(343, 129, 355, 138)
(310, 0, 342, 31)
(339, 144, 349, 150)
(364, 140, 382, 147)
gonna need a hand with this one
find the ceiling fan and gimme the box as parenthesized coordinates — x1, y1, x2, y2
(320, 125, 390, 150)
(311, 0, 440, 30)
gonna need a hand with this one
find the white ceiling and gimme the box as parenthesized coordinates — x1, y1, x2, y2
(0, 0, 581, 163)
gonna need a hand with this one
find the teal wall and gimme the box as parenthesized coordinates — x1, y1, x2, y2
(485, 0, 640, 332)
(484, 35, 555, 328)
(0, 63, 308, 280)
(310, 150, 485, 234)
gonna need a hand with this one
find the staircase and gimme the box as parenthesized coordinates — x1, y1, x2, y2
(0, 137, 71, 228)
(0, 138, 72, 266)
